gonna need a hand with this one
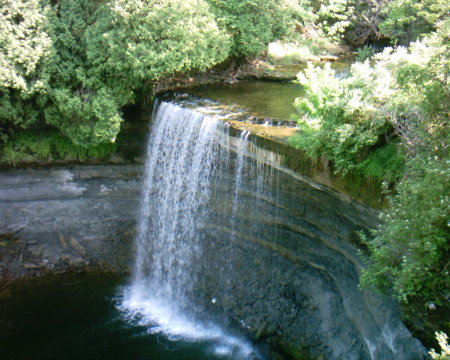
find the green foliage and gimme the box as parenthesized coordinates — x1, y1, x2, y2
(284, 0, 447, 46)
(379, 0, 449, 44)
(429, 332, 450, 360)
(310, 0, 448, 45)
(342, 0, 387, 45)
(0, 0, 52, 140)
(356, 144, 405, 182)
(87, 0, 230, 85)
(44, 0, 230, 147)
(1, 0, 230, 149)
(281, 0, 317, 31)
(360, 156, 449, 308)
(206, 0, 290, 58)
(289, 24, 449, 181)
(291, 26, 450, 323)
(317, 0, 354, 41)
(275, 0, 387, 46)
(1, 130, 118, 164)
(38, 0, 123, 147)
(288, 60, 400, 180)
(355, 45, 375, 61)
(355, 23, 449, 324)
(267, 40, 324, 64)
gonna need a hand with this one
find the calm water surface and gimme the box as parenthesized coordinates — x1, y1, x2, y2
(187, 61, 352, 121)
(0, 273, 254, 360)
(188, 80, 303, 121)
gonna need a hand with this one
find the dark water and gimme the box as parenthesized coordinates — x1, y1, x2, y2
(0, 273, 251, 360)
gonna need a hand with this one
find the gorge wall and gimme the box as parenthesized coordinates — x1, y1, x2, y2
(0, 101, 427, 360)
(0, 165, 141, 281)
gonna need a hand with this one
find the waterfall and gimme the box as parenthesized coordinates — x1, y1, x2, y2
(233, 130, 251, 210)
(132, 101, 222, 302)
(120, 101, 255, 359)
(118, 99, 426, 360)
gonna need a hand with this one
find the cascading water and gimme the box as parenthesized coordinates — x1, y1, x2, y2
(132, 101, 221, 303)
(118, 98, 426, 360)
(120, 101, 256, 359)
(233, 130, 251, 209)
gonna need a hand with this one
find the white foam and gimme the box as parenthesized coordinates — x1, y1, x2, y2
(214, 345, 232, 356)
(118, 284, 256, 359)
(120, 102, 260, 359)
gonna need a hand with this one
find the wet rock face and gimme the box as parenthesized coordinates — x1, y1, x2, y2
(0, 165, 142, 281)
(0, 160, 426, 359)
(193, 158, 427, 360)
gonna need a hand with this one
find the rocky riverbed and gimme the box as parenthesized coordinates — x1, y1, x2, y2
(0, 164, 142, 284)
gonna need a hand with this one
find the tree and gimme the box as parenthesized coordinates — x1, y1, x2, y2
(1, 0, 230, 148)
(344, 0, 389, 45)
(289, 18, 449, 180)
(288, 59, 405, 182)
(290, 18, 450, 337)
(206, 0, 290, 58)
(379, 0, 449, 44)
(360, 156, 449, 312)
(87, 0, 230, 89)
(360, 22, 450, 325)
(0, 0, 52, 141)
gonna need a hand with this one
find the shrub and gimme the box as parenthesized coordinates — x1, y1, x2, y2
(355, 45, 375, 61)
(1, 0, 230, 147)
(206, 0, 290, 58)
(360, 156, 449, 312)
(379, 0, 449, 44)
(289, 24, 449, 181)
(0, 130, 118, 164)
(288, 60, 400, 180)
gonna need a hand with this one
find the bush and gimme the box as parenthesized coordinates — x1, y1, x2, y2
(0, 130, 118, 164)
(0, 0, 52, 140)
(288, 60, 400, 181)
(317, 0, 355, 41)
(360, 156, 449, 312)
(379, 0, 448, 44)
(355, 45, 375, 61)
(267, 41, 323, 64)
(356, 144, 405, 182)
(206, 0, 290, 58)
(289, 24, 449, 181)
(290, 26, 450, 323)
(357, 22, 449, 330)
(1, 0, 230, 147)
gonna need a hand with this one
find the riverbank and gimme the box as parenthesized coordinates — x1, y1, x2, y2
(0, 54, 352, 166)
(0, 100, 427, 360)
(0, 164, 141, 286)
(152, 52, 354, 93)
(0, 110, 380, 286)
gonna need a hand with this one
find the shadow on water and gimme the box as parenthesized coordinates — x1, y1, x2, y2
(0, 272, 263, 360)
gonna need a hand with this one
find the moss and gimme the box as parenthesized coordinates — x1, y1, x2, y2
(356, 144, 405, 182)
(0, 130, 118, 165)
(273, 340, 316, 360)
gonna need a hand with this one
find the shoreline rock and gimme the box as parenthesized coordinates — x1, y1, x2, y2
(0, 164, 142, 285)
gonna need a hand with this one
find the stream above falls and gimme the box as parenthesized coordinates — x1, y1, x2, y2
(187, 80, 303, 121)
(186, 60, 352, 123)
